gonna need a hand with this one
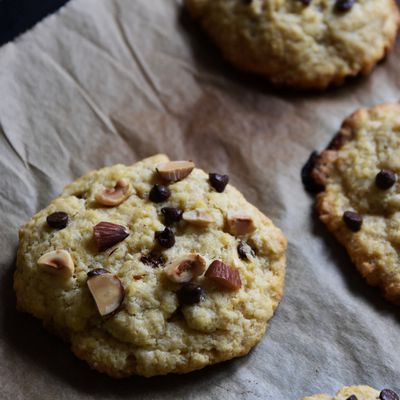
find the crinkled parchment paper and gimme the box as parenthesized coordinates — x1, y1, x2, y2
(0, 1, 399, 399)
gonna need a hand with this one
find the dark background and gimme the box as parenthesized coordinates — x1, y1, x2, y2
(0, 0, 70, 46)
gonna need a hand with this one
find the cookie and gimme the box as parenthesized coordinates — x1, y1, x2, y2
(311, 103, 400, 305)
(14, 154, 287, 377)
(303, 385, 399, 400)
(185, 0, 400, 90)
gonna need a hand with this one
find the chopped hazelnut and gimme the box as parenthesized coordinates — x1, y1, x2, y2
(226, 212, 255, 235)
(87, 269, 124, 316)
(93, 222, 129, 251)
(182, 209, 213, 227)
(156, 161, 195, 182)
(37, 249, 74, 277)
(95, 179, 132, 206)
(237, 241, 256, 261)
(164, 254, 206, 283)
(205, 260, 242, 290)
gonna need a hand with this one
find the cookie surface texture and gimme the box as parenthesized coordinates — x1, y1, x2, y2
(312, 103, 400, 305)
(15, 154, 287, 377)
(303, 385, 385, 400)
(185, 0, 400, 90)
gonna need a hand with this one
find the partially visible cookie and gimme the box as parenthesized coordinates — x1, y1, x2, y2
(14, 154, 287, 377)
(185, 0, 400, 90)
(311, 103, 400, 304)
(303, 385, 398, 400)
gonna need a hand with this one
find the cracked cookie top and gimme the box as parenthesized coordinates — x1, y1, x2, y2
(303, 385, 398, 400)
(185, 0, 400, 89)
(311, 103, 400, 305)
(15, 154, 287, 377)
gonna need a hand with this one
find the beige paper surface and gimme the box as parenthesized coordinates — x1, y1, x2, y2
(0, 1, 399, 399)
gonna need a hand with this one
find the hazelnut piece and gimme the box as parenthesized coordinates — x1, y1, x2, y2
(93, 222, 129, 251)
(37, 250, 74, 277)
(182, 209, 213, 227)
(87, 269, 124, 316)
(226, 212, 255, 235)
(156, 161, 195, 182)
(205, 260, 242, 290)
(95, 179, 132, 206)
(237, 241, 256, 261)
(164, 254, 206, 283)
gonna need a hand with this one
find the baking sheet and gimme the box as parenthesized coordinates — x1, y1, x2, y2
(0, 1, 399, 399)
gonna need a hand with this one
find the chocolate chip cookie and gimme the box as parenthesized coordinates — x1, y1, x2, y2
(15, 154, 287, 377)
(303, 385, 399, 400)
(185, 0, 400, 90)
(310, 103, 400, 305)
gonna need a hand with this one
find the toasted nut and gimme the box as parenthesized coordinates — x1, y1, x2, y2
(237, 241, 256, 261)
(164, 254, 206, 283)
(87, 269, 124, 316)
(182, 209, 213, 227)
(93, 222, 129, 251)
(156, 161, 195, 182)
(205, 260, 242, 290)
(226, 212, 255, 235)
(37, 250, 74, 277)
(95, 179, 132, 206)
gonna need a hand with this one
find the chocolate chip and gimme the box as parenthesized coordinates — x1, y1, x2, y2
(155, 227, 175, 248)
(209, 173, 229, 193)
(177, 283, 204, 305)
(301, 151, 324, 193)
(380, 389, 399, 400)
(161, 207, 183, 225)
(46, 211, 69, 229)
(346, 396, 358, 400)
(149, 184, 171, 203)
(237, 241, 256, 260)
(140, 253, 165, 268)
(375, 169, 397, 190)
(343, 211, 363, 232)
(87, 268, 109, 277)
(335, 0, 356, 12)
(298, 0, 311, 5)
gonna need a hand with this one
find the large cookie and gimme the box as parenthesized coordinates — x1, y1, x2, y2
(185, 0, 400, 90)
(14, 154, 287, 377)
(303, 386, 399, 400)
(311, 103, 400, 304)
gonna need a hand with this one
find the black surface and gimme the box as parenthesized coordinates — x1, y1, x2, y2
(0, 0, 70, 46)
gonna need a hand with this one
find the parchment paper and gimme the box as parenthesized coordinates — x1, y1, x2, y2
(0, 1, 399, 399)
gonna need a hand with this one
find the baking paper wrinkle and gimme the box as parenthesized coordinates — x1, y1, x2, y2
(0, 0, 399, 399)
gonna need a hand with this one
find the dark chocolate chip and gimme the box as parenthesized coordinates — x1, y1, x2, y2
(375, 169, 397, 190)
(242, 0, 252, 4)
(155, 227, 175, 248)
(380, 389, 399, 400)
(140, 253, 165, 268)
(87, 268, 110, 277)
(346, 396, 358, 400)
(46, 211, 69, 229)
(209, 173, 229, 193)
(149, 184, 171, 203)
(335, 0, 356, 12)
(301, 151, 324, 193)
(237, 241, 256, 260)
(298, 0, 311, 5)
(343, 211, 363, 232)
(161, 207, 183, 225)
(177, 283, 204, 305)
